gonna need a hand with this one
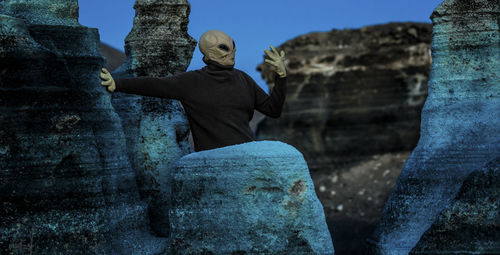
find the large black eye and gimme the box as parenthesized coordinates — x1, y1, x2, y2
(218, 44, 229, 52)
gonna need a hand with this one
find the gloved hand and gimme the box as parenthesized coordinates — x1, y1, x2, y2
(264, 45, 286, 78)
(99, 68, 116, 92)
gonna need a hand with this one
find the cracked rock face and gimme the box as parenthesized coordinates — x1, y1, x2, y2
(168, 141, 334, 254)
(257, 22, 432, 255)
(109, 0, 196, 236)
(370, 0, 500, 254)
(0, 1, 167, 254)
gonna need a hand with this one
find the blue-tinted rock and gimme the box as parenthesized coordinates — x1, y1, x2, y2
(0, 1, 166, 254)
(168, 141, 335, 254)
(369, 0, 500, 254)
(110, 1, 195, 226)
(0, 0, 79, 26)
(109, 0, 196, 238)
(410, 155, 500, 254)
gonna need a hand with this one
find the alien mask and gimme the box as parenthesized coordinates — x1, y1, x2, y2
(199, 30, 236, 67)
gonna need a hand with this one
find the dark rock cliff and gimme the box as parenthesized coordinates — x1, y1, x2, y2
(370, 0, 500, 254)
(0, 0, 166, 253)
(258, 22, 432, 171)
(257, 22, 432, 254)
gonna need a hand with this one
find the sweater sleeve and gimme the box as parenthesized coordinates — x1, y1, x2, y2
(253, 75, 287, 118)
(114, 71, 196, 100)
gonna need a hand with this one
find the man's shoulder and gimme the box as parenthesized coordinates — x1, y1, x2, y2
(233, 68, 251, 79)
(233, 68, 246, 74)
(172, 69, 203, 80)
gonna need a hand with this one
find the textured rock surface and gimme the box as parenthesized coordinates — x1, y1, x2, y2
(110, 0, 196, 236)
(0, 1, 166, 254)
(0, 0, 79, 26)
(369, 1, 500, 254)
(168, 141, 335, 254)
(410, 155, 500, 254)
(257, 22, 432, 172)
(257, 22, 432, 255)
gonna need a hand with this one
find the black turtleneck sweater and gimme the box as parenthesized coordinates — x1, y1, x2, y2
(114, 62, 287, 152)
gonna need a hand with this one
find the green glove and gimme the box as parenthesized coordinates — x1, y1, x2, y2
(99, 68, 116, 92)
(264, 45, 286, 78)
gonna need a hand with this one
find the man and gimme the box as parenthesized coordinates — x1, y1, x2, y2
(100, 30, 287, 152)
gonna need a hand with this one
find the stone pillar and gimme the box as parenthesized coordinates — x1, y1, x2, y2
(0, 0, 166, 253)
(369, 0, 500, 254)
(168, 141, 335, 254)
(110, 0, 197, 236)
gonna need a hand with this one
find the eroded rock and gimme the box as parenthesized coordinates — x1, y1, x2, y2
(168, 141, 335, 254)
(109, 0, 197, 236)
(0, 1, 166, 253)
(257, 22, 432, 172)
(370, 1, 500, 254)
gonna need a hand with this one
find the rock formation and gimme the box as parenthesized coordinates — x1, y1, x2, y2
(257, 22, 432, 254)
(258, 22, 432, 172)
(168, 141, 335, 254)
(369, 0, 500, 254)
(110, 0, 196, 236)
(410, 155, 500, 254)
(0, 1, 166, 253)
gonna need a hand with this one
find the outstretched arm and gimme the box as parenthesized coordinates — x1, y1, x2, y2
(99, 68, 194, 100)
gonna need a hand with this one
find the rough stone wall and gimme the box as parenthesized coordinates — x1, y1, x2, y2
(257, 22, 432, 255)
(110, 0, 196, 236)
(370, 0, 500, 254)
(0, 1, 166, 253)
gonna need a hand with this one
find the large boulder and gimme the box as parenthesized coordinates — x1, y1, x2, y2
(167, 141, 335, 254)
(369, 0, 500, 254)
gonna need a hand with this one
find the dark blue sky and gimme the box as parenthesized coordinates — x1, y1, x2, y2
(79, 0, 443, 89)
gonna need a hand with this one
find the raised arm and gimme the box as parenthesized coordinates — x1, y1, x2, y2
(99, 68, 195, 100)
(254, 45, 287, 118)
(254, 75, 287, 118)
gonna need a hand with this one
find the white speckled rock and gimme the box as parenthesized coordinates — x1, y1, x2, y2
(109, 0, 196, 236)
(0, 0, 79, 26)
(167, 141, 335, 254)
